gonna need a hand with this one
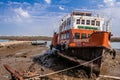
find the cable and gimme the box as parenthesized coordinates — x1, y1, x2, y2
(37, 55, 102, 78)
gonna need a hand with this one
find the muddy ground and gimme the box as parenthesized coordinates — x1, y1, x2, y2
(0, 41, 120, 80)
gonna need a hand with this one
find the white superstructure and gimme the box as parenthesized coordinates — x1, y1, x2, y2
(59, 12, 104, 32)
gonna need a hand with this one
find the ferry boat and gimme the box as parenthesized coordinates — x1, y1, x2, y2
(51, 11, 115, 76)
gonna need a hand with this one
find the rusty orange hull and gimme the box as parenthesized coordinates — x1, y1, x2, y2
(53, 29, 111, 49)
(52, 29, 112, 76)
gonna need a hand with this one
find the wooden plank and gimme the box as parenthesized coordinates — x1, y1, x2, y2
(3, 64, 23, 80)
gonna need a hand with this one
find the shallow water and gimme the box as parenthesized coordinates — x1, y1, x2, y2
(0, 40, 9, 42)
(0, 39, 119, 49)
(111, 42, 120, 49)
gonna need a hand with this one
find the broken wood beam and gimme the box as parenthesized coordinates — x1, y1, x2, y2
(3, 64, 23, 80)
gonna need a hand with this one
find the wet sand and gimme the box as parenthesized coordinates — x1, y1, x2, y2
(0, 41, 120, 80)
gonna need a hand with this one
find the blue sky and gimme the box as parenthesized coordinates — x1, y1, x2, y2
(0, 0, 120, 36)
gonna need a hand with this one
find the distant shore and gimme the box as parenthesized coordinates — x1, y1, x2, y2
(0, 36, 52, 41)
(111, 37, 120, 42)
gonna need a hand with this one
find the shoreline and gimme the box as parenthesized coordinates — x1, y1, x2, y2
(0, 41, 31, 47)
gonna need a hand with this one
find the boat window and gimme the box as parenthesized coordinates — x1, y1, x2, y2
(75, 33, 80, 39)
(66, 33, 70, 39)
(86, 20, 90, 25)
(88, 34, 91, 38)
(81, 20, 85, 24)
(67, 18, 71, 26)
(61, 34, 64, 39)
(76, 19, 80, 24)
(81, 33, 86, 39)
(96, 21, 100, 26)
(63, 34, 66, 39)
(61, 33, 70, 39)
(91, 20, 95, 25)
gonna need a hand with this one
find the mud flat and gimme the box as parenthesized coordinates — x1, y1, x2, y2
(0, 41, 120, 80)
(99, 50, 120, 80)
(0, 41, 48, 80)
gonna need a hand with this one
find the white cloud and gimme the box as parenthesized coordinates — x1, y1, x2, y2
(33, 3, 48, 11)
(0, 1, 66, 36)
(44, 0, 51, 4)
(59, 6, 64, 10)
(91, 0, 97, 3)
(98, 4, 104, 8)
(2, 7, 31, 23)
(59, 0, 71, 4)
(14, 7, 30, 18)
(97, 3, 120, 36)
(14, 15, 22, 22)
(103, 0, 116, 6)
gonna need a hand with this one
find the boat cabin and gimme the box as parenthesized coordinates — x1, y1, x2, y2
(53, 11, 104, 47)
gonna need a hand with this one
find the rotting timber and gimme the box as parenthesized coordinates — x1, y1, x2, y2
(51, 11, 116, 77)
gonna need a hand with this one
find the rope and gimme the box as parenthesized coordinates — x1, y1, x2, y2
(37, 55, 102, 77)
(99, 75, 120, 80)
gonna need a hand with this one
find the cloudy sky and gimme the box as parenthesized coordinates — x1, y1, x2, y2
(0, 0, 120, 36)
